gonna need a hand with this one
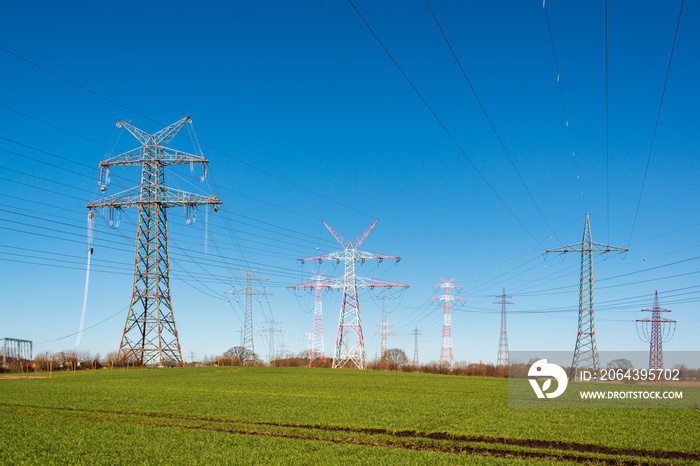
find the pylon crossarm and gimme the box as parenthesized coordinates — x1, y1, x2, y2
(299, 250, 399, 264)
(348, 219, 379, 249)
(100, 147, 208, 167)
(87, 186, 141, 208)
(322, 221, 350, 248)
(299, 252, 337, 264)
(356, 277, 409, 289)
(88, 186, 221, 209)
(588, 242, 628, 253)
(289, 281, 333, 290)
(150, 116, 191, 147)
(429, 295, 466, 302)
(117, 119, 153, 146)
(355, 250, 401, 262)
(118, 116, 191, 148)
(226, 289, 273, 296)
(545, 242, 628, 254)
(544, 242, 586, 254)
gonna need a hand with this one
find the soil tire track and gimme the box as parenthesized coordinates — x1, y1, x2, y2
(1, 403, 696, 464)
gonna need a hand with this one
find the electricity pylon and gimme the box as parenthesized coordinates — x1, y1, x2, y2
(429, 278, 465, 370)
(411, 326, 422, 366)
(495, 288, 513, 368)
(261, 318, 284, 363)
(87, 117, 221, 367)
(374, 290, 395, 358)
(636, 291, 676, 370)
(299, 220, 408, 370)
(226, 268, 272, 359)
(290, 269, 330, 366)
(545, 213, 627, 381)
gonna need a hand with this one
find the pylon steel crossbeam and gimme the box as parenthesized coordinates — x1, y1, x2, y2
(545, 213, 627, 381)
(495, 288, 513, 368)
(87, 117, 221, 367)
(636, 291, 676, 370)
(429, 277, 465, 371)
(298, 220, 408, 370)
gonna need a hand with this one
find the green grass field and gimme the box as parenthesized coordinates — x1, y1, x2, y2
(1, 367, 698, 464)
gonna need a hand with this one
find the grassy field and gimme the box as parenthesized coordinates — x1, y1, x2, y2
(0, 367, 698, 464)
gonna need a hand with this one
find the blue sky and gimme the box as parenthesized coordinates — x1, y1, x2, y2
(1, 1, 698, 364)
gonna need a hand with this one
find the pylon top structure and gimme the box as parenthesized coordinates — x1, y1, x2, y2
(636, 291, 676, 370)
(429, 277, 465, 370)
(545, 213, 627, 381)
(226, 268, 272, 360)
(298, 220, 408, 370)
(495, 288, 513, 368)
(87, 117, 221, 367)
(289, 268, 330, 366)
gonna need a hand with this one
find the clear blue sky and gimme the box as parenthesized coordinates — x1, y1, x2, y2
(1, 1, 698, 364)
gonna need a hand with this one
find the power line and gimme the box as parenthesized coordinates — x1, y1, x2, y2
(605, 0, 610, 244)
(347, 0, 545, 248)
(542, 3, 587, 213)
(424, 0, 561, 245)
(627, 0, 685, 247)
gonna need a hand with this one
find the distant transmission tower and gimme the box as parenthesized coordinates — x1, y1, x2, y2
(261, 318, 284, 363)
(636, 291, 676, 370)
(299, 220, 408, 370)
(411, 326, 421, 366)
(495, 288, 513, 368)
(87, 117, 221, 367)
(289, 269, 330, 366)
(545, 213, 627, 381)
(226, 269, 272, 359)
(374, 290, 395, 358)
(429, 278, 465, 370)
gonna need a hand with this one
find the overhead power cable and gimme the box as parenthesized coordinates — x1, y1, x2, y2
(543, 2, 587, 212)
(605, 0, 610, 244)
(424, 0, 561, 245)
(347, 0, 545, 249)
(627, 0, 684, 246)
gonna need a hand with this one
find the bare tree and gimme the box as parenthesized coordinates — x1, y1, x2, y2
(223, 346, 258, 365)
(384, 348, 408, 365)
(607, 358, 633, 369)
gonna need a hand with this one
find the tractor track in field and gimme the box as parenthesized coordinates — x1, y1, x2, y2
(1, 403, 697, 465)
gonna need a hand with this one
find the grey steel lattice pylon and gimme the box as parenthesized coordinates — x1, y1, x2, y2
(226, 269, 272, 359)
(298, 220, 408, 370)
(261, 318, 284, 363)
(87, 117, 221, 367)
(411, 326, 421, 366)
(495, 288, 512, 368)
(545, 213, 627, 381)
